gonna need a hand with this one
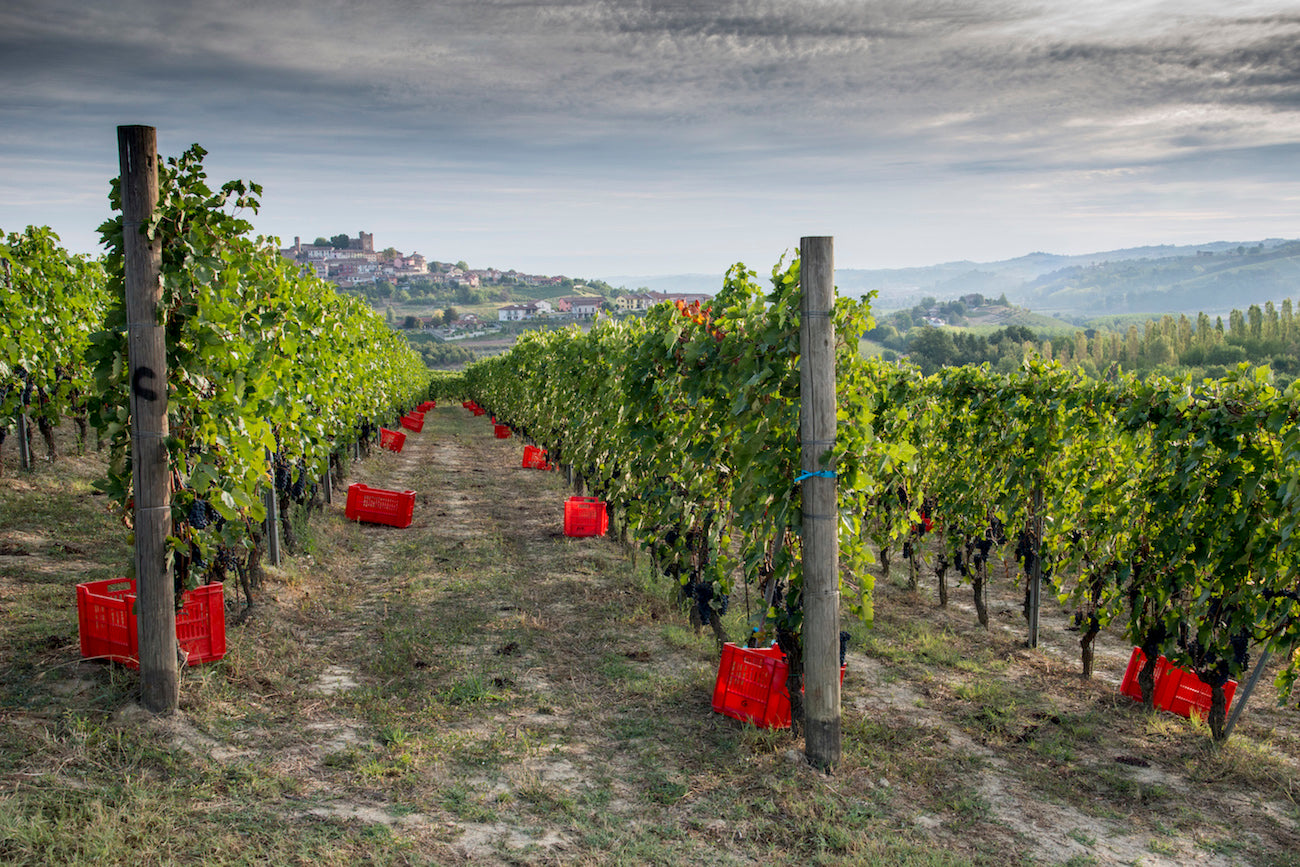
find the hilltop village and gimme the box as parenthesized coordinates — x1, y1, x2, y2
(279, 231, 710, 327)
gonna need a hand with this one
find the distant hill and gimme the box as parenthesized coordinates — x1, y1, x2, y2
(604, 239, 1300, 317)
(1018, 241, 1300, 316)
(601, 272, 729, 296)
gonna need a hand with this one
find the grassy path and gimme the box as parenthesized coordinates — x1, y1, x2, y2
(2, 408, 1300, 865)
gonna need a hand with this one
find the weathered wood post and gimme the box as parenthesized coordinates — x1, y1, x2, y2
(1223, 648, 1272, 741)
(262, 483, 282, 566)
(800, 235, 841, 771)
(17, 411, 33, 469)
(1028, 482, 1044, 648)
(120, 124, 178, 712)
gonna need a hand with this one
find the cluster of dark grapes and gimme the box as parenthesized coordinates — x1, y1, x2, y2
(186, 497, 219, 530)
(1230, 632, 1250, 671)
(270, 455, 311, 501)
(214, 545, 242, 574)
(686, 581, 729, 627)
(273, 455, 292, 493)
(839, 630, 851, 668)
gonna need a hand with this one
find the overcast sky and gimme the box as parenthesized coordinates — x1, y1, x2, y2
(3, 0, 1299, 281)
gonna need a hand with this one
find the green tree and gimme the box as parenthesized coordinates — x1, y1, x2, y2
(330, 233, 351, 249)
(908, 327, 956, 374)
(444, 306, 458, 324)
(1229, 310, 1246, 341)
(1148, 335, 1176, 366)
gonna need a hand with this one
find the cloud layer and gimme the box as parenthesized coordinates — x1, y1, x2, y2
(3, 0, 1299, 275)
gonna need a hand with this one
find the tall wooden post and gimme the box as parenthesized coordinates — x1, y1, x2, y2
(1223, 648, 1272, 740)
(800, 236, 841, 771)
(120, 125, 178, 713)
(1028, 482, 1043, 648)
(17, 412, 33, 469)
(262, 475, 282, 566)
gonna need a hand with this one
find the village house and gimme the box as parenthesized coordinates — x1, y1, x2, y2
(616, 292, 659, 312)
(497, 301, 553, 322)
(649, 291, 712, 307)
(559, 297, 602, 319)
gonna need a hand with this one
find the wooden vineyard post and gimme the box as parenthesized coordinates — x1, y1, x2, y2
(1223, 648, 1272, 741)
(263, 450, 282, 567)
(800, 235, 841, 771)
(119, 125, 178, 713)
(17, 412, 33, 469)
(1028, 482, 1043, 649)
(262, 484, 282, 566)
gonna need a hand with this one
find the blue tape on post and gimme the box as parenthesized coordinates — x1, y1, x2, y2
(794, 470, 837, 484)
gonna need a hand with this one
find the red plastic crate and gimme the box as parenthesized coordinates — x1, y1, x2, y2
(399, 413, 424, 433)
(494, 424, 511, 439)
(418, 400, 435, 412)
(563, 497, 608, 537)
(379, 427, 406, 452)
(712, 642, 846, 729)
(77, 578, 226, 668)
(1119, 646, 1237, 719)
(345, 483, 415, 528)
(522, 445, 554, 470)
(1155, 664, 1237, 720)
(1119, 646, 1170, 702)
(472, 407, 486, 417)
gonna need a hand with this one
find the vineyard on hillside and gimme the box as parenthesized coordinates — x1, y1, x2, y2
(465, 259, 1300, 742)
(3, 136, 1300, 863)
(4, 137, 1300, 746)
(3, 144, 431, 609)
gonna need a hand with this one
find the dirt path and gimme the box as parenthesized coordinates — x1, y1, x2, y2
(3, 410, 1299, 865)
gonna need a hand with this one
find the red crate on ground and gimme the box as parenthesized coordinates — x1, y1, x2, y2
(1155, 664, 1237, 720)
(418, 400, 435, 411)
(564, 497, 608, 537)
(77, 578, 226, 668)
(522, 445, 554, 470)
(472, 407, 486, 416)
(1119, 646, 1237, 719)
(1119, 646, 1171, 702)
(399, 413, 424, 433)
(494, 424, 511, 439)
(379, 427, 406, 452)
(345, 483, 415, 528)
(712, 642, 846, 729)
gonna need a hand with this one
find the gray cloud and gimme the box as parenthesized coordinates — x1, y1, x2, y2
(2, 0, 1299, 271)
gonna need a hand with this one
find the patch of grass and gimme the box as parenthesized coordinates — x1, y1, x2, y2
(439, 783, 498, 822)
(518, 783, 579, 819)
(643, 771, 688, 805)
(437, 672, 506, 707)
(1066, 827, 1097, 847)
